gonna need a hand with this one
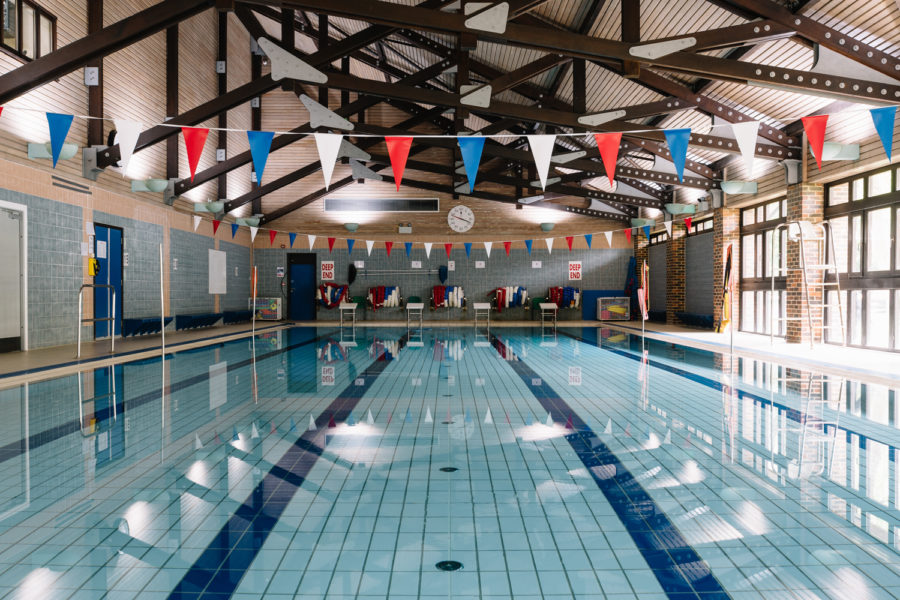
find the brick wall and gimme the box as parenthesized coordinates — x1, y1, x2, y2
(713, 207, 740, 331)
(785, 183, 825, 344)
(666, 231, 685, 324)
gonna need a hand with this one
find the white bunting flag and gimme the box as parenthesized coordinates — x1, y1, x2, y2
(194, 433, 203, 449)
(249, 226, 258, 242)
(424, 407, 433, 423)
(484, 409, 493, 424)
(114, 119, 142, 177)
(366, 240, 375, 256)
(367, 409, 375, 425)
(308, 415, 317, 431)
(545, 238, 553, 254)
(664, 221, 672, 236)
(604, 231, 613, 247)
(484, 241, 492, 257)
(192, 215, 201, 232)
(251, 422, 260, 439)
(545, 412, 553, 426)
(731, 120, 759, 179)
(314, 133, 343, 190)
(307, 234, 316, 250)
(527, 134, 556, 190)
(424, 242, 432, 258)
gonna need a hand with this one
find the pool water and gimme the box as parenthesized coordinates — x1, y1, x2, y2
(0, 326, 898, 599)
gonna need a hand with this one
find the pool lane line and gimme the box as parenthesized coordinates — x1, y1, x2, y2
(490, 334, 730, 600)
(0, 328, 336, 468)
(167, 334, 409, 600)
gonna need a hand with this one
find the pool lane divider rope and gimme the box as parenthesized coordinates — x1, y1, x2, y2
(489, 334, 731, 600)
(168, 333, 409, 599)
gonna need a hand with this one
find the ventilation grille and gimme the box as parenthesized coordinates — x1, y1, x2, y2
(324, 197, 439, 212)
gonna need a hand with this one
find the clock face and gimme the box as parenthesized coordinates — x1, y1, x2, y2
(448, 205, 475, 233)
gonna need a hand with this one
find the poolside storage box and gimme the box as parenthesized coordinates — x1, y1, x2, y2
(597, 297, 630, 321)
(250, 297, 282, 320)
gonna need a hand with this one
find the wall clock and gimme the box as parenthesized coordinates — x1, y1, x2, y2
(447, 205, 475, 233)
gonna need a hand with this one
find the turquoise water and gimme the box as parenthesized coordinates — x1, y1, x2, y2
(0, 326, 897, 599)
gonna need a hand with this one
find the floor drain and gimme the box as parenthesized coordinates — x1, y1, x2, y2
(439, 467, 458, 472)
(435, 560, 463, 571)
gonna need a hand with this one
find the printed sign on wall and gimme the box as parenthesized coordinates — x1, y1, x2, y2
(475, 260, 485, 269)
(411, 261, 422, 269)
(321, 366, 335, 386)
(568, 366, 582, 386)
(568, 261, 582, 281)
(532, 260, 541, 268)
(320, 261, 335, 281)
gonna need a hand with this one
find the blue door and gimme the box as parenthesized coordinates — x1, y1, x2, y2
(94, 225, 122, 337)
(289, 263, 316, 321)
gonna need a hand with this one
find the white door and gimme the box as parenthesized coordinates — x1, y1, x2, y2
(0, 208, 22, 351)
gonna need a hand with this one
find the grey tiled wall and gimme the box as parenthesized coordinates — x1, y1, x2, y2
(94, 212, 163, 319)
(219, 240, 252, 311)
(685, 232, 714, 314)
(0, 189, 83, 349)
(254, 246, 633, 321)
(169, 229, 215, 315)
(648, 243, 667, 311)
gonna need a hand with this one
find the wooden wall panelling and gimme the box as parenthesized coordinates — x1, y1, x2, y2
(226, 12, 252, 211)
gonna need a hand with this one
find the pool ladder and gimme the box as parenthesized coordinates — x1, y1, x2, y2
(777, 371, 844, 480)
(770, 221, 846, 349)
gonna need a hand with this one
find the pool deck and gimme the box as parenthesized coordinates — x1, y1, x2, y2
(1, 318, 896, 388)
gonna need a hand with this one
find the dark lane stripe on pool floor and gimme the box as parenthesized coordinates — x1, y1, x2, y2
(168, 335, 408, 600)
(491, 334, 730, 600)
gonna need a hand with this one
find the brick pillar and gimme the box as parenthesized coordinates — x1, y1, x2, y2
(633, 232, 648, 320)
(785, 183, 825, 344)
(713, 207, 740, 330)
(666, 230, 685, 325)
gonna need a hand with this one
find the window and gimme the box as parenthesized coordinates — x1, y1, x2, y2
(828, 182, 849, 206)
(0, 0, 55, 60)
(742, 234, 755, 279)
(867, 290, 891, 348)
(827, 216, 848, 273)
(869, 170, 892, 197)
(866, 207, 892, 272)
(853, 178, 865, 201)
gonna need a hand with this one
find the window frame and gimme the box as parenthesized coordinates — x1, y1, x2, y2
(0, 0, 56, 62)
(739, 197, 787, 336)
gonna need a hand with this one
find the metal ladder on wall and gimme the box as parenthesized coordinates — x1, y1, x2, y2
(778, 371, 844, 482)
(770, 220, 846, 349)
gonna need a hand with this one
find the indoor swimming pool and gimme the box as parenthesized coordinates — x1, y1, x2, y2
(0, 326, 897, 600)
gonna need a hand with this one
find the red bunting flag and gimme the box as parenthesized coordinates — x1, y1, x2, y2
(684, 216, 692, 231)
(269, 230, 277, 246)
(801, 115, 828, 170)
(593, 132, 622, 186)
(504, 241, 511, 256)
(385, 241, 393, 256)
(328, 237, 336, 252)
(181, 127, 209, 181)
(0, 107, 3, 119)
(212, 219, 221, 235)
(624, 228, 632, 243)
(445, 242, 452, 258)
(385, 136, 413, 190)
(566, 236, 574, 251)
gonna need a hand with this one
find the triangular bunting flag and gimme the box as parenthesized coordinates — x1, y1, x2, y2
(308, 234, 316, 250)
(545, 238, 553, 254)
(465, 409, 472, 423)
(347, 239, 355, 254)
(604, 418, 612, 434)
(525, 239, 533, 254)
(870, 106, 896, 161)
(457, 136, 486, 192)
(464, 242, 472, 258)
(664, 221, 672, 236)
(385, 241, 393, 256)
(46, 112, 74, 168)
(328, 237, 336, 252)
(664, 429, 671, 444)
(367, 409, 375, 425)
(289, 232, 297, 248)
(684, 216, 692, 231)
(445, 243, 452, 258)
(584, 234, 592, 249)
(526, 413, 533, 426)
(545, 412, 553, 426)
(366, 240, 374, 256)
(192, 215, 201, 232)
(232, 426, 239, 442)
(484, 241, 492, 257)
(566, 236, 573, 251)
(504, 241, 511, 256)
(307, 415, 316, 431)
(424, 242, 432, 258)
(385, 136, 413, 190)
(593, 132, 622, 186)
(181, 127, 209, 181)
(604, 231, 613, 247)
(231, 223, 239, 238)
(484, 409, 493, 424)
(405, 241, 412, 257)
(113, 119, 142, 177)
(624, 228, 632, 243)
(251, 422, 260, 439)
(405, 408, 412, 423)
(247, 130, 274, 185)
(270, 421, 277, 434)
(269, 230, 277, 246)
(642, 225, 650, 239)
(425, 407, 433, 423)
(212, 220, 221, 235)
(663, 128, 691, 182)
(730, 121, 759, 178)
(314, 133, 343, 190)
(249, 226, 258, 242)
(527, 134, 556, 190)
(801, 115, 828, 170)
(194, 433, 203, 449)
(347, 411, 356, 426)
